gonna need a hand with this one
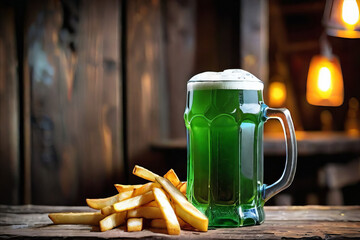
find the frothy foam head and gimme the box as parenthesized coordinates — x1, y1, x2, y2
(188, 69, 263, 91)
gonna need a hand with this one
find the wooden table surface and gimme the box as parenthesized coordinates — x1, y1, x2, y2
(0, 205, 359, 239)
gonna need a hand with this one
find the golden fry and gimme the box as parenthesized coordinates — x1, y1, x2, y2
(156, 176, 208, 232)
(176, 181, 184, 189)
(150, 218, 166, 229)
(153, 187, 180, 235)
(114, 184, 142, 193)
(102, 191, 154, 216)
(132, 182, 161, 197)
(177, 216, 194, 230)
(142, 200, 158, 207)
(178, 182, 187, 196)
(127, 218, 143, 232)
(164, 169, 181, 187)
(86, 191, 133, 210)
(99, 212, 127, 232)
(48, 212, 104, 225)
(132, 165, 160, 182)
(127, 207, 163, 219)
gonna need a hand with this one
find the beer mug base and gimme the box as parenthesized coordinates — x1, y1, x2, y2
(205, 204, 265, 227)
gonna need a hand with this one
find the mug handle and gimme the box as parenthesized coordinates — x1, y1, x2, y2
(263, 107, 297, 202)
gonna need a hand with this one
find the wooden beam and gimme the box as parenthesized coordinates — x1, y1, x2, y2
(0, 8, 19, 204)
(76, 0, 124, 200)
(164, 0, 196, 139)
(240, 0, 269, 83)
(126, 0, 166, 179)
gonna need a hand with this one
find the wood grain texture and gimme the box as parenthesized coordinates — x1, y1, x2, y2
(26, 0, 68, 205)
(164, 0, 196, 139)
(0, 8, 19, 204)
(194, 0, 240, 73)
(240, 0, 268, 83)
(126, 0, 166, 180)
(0, 205, 359, 239)
(25, 0, 123, 205)
(75, 0, 124, 201)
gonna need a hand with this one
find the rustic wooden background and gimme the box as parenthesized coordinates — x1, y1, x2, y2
(1, 0, 359, 206)
(0, 0, 267, 205)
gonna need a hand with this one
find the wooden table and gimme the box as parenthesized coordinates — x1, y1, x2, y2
(0, 205, 359, 239)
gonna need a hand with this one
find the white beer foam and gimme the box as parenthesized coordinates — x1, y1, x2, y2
(188, 69, 263, 90)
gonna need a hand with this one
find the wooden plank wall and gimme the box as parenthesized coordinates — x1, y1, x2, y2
(164, 0, 196, 139)
(0, 0, 267, 204)
(126, 0, 165, 181)
(194, 0, 240, 72)
(241, 0, 268, 83)
(125, 0, 198, 180)
(24, 0, 123, 204)
(75, 0, 124, 200)
(0, 8, 19, 204)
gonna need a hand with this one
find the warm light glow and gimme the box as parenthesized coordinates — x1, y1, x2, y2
(269, 82, 286, 107)
(317, 67, 332, 98)
(325, 0, 360, 38)
(342, 0, 360, 25)
(306, 55, 344, 106)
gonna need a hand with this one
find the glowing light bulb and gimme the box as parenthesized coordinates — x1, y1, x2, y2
(318, 67, 331, 93)
(273, 87, 284, 100)
(306, 55, 344, 106)
(269, 82, 286, 107)
(342, 0, 360, 25)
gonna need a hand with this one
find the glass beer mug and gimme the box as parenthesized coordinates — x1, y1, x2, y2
(184, 69, 297, 227)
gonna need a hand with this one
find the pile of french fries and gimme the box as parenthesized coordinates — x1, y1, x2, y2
(48, 165, 208, 235)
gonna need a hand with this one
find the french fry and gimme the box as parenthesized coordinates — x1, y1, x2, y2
(127, 207, 163, 219)
(49, 166, 207, 236)
(115, 184, 143, 193)
(48, 212, 104, 225)
(178, 182, 187, 195)
(177, 216, 193, 230)
(142, 200, 158, 208)
(101, 191, 154, 216)
(101, 205, 116, 216)
(156, 177, 187, 202)
(86, 191, 133, 210)
(132, 182, 161, 197)
(127, 218, 143, 232)
(164, 169, 181, 187)
(132, 165, 160, 182)
(150, 218, 166, 229)
(99, 212, 127, 232)
(156, 176, 208, 232)
(153, 187, 180, 235)
(176, 181, 183, 189)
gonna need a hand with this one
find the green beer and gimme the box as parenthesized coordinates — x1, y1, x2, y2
(184, 88, 265, 227)
(184, 70, 297, 227)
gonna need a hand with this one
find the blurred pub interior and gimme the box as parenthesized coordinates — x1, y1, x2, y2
(0, 0, 359, 206)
